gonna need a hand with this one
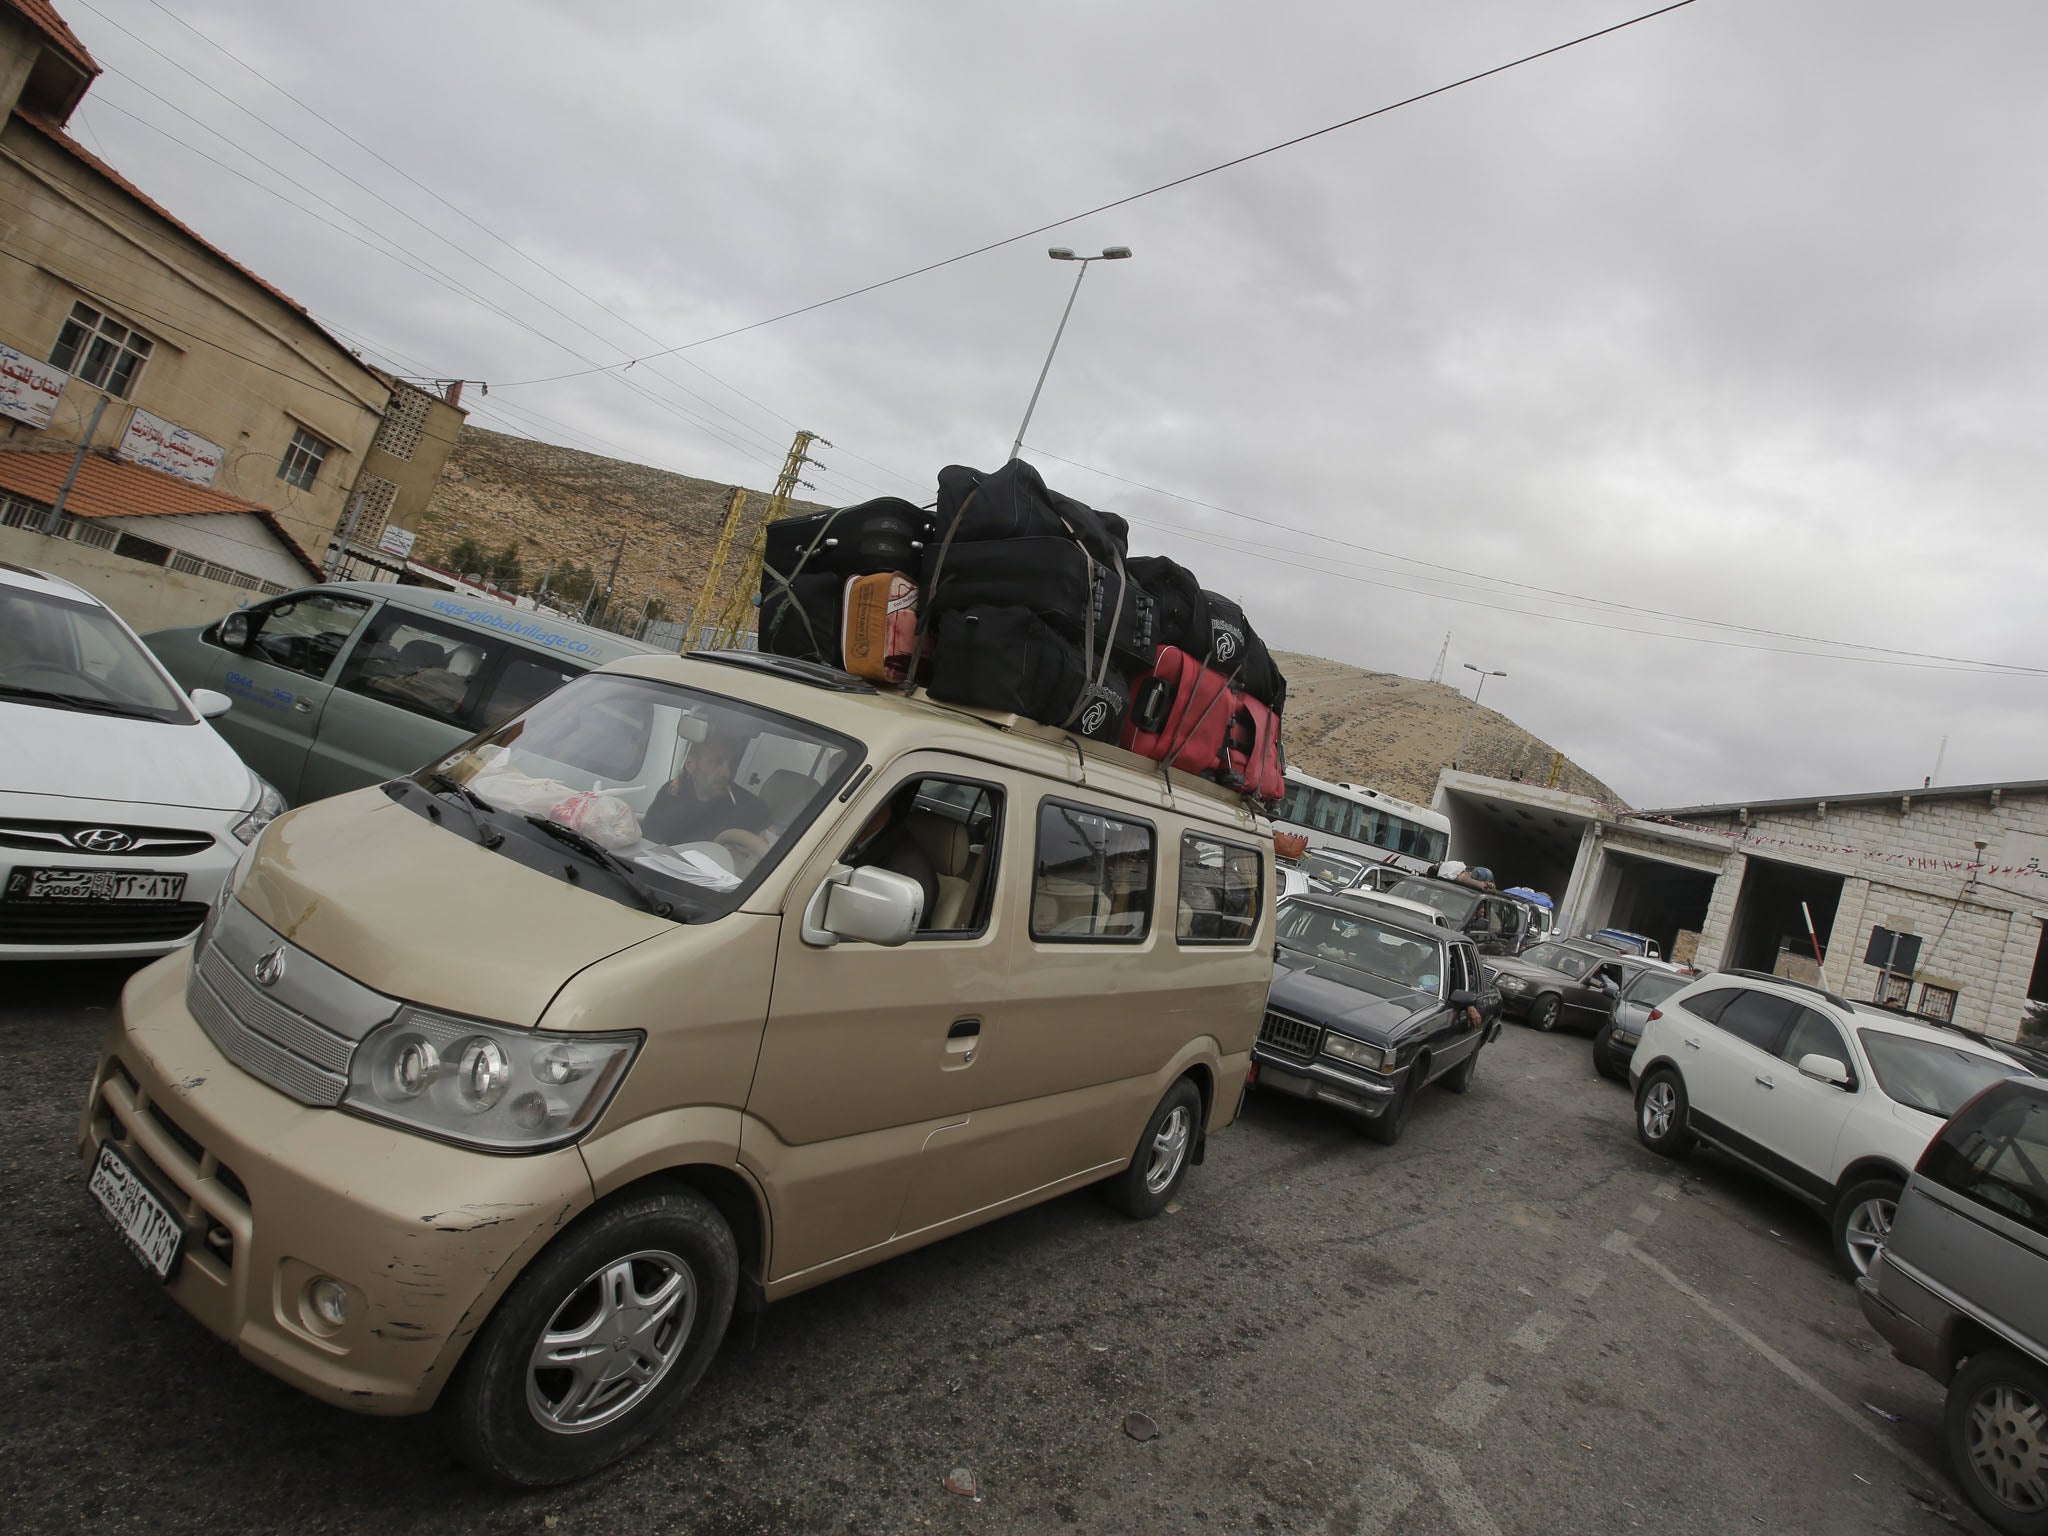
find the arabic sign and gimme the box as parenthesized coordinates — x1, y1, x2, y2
(0, 340, 68, 429)
(116, 407, 223, 487)
(377, 524, 417, 558)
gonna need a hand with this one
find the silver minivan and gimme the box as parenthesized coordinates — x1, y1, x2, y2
(145, 583, 658, 805)
(1858, 1077, 2048, 1534)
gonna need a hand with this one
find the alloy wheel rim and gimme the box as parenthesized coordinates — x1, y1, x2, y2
(1145, 1106, 1192, 1194)
(1966, 1382, 2048, 1513)
(1643, 1081, 1675, 1140)
(526, 1248, 697, 1435)
(1842, 1197, 1895, 1277)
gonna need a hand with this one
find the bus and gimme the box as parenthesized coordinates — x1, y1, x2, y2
(1274, 768, 1451, 875)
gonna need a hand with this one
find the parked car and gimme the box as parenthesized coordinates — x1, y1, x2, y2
(1591, 965, 1698, 1081)
(79, 649, 1273, 1485)
(0, 562, 282, 960)
(1589, 927, 1660, 958)
(1382, 874, 1532, 956)
(1486, 941, 1650, 1033)
(1857, 1078, 2048, 1534)
(144, 582, 658, 806)
(1338, 890, 1452, 929)
(1298, 847, 1371, 891)
(1631, 969, 2028, 1277)
(1250, 893, 1501, 1145)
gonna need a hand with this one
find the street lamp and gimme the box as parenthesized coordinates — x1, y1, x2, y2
(1008, 245, 1132, 462)
(1453, 663, 1507, 771)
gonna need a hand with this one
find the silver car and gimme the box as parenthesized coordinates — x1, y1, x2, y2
(1858, 1077, 2048, 1533)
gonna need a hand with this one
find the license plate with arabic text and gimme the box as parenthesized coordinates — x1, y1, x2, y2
(87, 1142, 184, 1281)
(4, 868, 187, 902)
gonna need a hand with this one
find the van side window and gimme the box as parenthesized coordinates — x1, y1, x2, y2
(1919, 1089, 2048, 1238)
(842, 777, 1003, 936)
(480, 653, 580, 731)
(231, 591, 371, 680)
(338, 612, 500, 725)
(1176, 833, 1261, 945)
(1031, 800, 1154, 943)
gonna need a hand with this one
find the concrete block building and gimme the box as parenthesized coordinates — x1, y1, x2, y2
(1435, 770, 2048, 1042)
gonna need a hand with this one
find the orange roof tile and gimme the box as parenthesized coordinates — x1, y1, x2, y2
(0, 447, 322, 576)
(5, 0, 98, 76)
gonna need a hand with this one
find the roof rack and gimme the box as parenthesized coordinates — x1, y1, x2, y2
(688, 651, 876, 693)
(1720, 967, 1856, 1013)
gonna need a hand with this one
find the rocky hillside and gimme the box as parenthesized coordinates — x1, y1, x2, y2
(419, 430, 1619, 804)
(416, 426, 827, 626)
(1277, 651, 1622, 808)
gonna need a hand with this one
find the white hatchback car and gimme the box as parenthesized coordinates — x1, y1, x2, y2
(0, 562, 281, 960)
(1629, 969, 2028, 1279)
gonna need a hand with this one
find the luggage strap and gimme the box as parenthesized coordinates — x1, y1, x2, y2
(760, 501, 862, 657)
(1060, 544, 1130, 731)
(1154, 650, 1247, 787)
(903, 488, 974, 694)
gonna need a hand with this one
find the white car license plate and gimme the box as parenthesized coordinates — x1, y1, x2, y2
(4, 868, 188, 902)
(88, 1142, 185, 1281)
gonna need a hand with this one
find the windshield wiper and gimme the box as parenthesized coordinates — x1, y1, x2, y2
(424, 771, 505, 849)
(0, 684, 158, 719)
(523, 815, 675, 918)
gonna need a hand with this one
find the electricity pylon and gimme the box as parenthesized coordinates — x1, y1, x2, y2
(705, 429, 827, 650)
(1428, 631, 1451, 685)
(684, 486, 750, 645)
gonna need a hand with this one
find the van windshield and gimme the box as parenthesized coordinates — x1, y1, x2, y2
(421, 672, 862, 920)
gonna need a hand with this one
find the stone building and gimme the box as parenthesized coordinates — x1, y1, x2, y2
(1436, 770, 2048, 1042)
(0, 0, 460, 623)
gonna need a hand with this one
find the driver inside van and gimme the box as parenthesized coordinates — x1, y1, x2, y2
(644, 730, 770, 858)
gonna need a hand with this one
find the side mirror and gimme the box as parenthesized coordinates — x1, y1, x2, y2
(801, 863, 923, 947)
(1797, 1053, 1853, 1088)
(1447, 989, 1479, 1010)
(189, 688, 233, 719)
(218, 612, 251, 650)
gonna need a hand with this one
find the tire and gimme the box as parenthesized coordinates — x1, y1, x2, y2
(1634, 1068, 1696, 1158)
(1102, 1077, 1202, 1218)
(1591, 1023, 1625, 1082)
(1362, 1063, 1423, 1145)
(440, 1187, 739, 1488)
(1528, 993, 1563, 1032)
(1444, 1041, 1481, 1095)
(1946, 1347, 2048, 1535)
(1830, 1176, 1904, 1282)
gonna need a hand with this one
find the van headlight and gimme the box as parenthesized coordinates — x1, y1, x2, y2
(1322, 1032, 1397, 1073)
(343, 1008, 640, 1151)
(231, 777, 285, 844)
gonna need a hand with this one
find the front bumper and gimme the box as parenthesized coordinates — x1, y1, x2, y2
(1856, 1251, 1954, 1384)
(1250, 1043, 1407, 1120)
(77, 950, 595, 1414)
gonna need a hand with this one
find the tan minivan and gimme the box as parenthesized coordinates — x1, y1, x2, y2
(78, 650, 1271, 1484)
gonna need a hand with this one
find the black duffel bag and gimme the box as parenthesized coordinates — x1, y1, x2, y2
(764, 498, 929, 581)
(922, 538, 1157, 672)
(927, 606, 1127, 742)
(1202, 590, 1285, 711)
(1126, 556, 1210, 655)
(758, 571, 842, 665)
(934, 460, 1128, 564)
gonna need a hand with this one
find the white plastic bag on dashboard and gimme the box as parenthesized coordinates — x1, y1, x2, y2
(547, 790, 642, 850)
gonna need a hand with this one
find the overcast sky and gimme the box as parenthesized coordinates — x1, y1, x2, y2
(54, 0, 2048, 807)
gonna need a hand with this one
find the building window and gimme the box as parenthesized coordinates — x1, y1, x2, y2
(1918, 984, 1959, 1023)
(1873, 972, 1914, 1009)
(278, 427, 329, 491)
(49, 301, 153, 398)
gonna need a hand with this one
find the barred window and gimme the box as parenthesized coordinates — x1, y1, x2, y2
(278, 426, 329, 491)
(50, 301, 154, 397)
(372, 387, 431, 461)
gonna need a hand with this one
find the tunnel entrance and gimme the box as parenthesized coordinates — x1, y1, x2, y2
(1581, 849, 1716, 958)
(1439, 787, 1585, 909)
(1724, 857, 1845, 975)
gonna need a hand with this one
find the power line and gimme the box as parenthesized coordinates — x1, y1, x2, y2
(499, 0, 1706, 386)
(1031, 449, 2048, 677)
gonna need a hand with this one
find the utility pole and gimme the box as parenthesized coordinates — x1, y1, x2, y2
(41, 393, 110, 534)
(587, 531, 626, 626)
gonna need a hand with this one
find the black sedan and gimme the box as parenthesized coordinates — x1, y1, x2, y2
(1486, 941, 1641, 1032)
(1250, 894, 1502, 1145)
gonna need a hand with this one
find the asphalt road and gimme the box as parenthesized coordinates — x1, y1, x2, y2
(1, 960, 1991, 1536)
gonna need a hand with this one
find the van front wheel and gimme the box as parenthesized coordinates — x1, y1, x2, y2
(442, 1187, 738, 1488)
(1102, 1078, 1203, 1219)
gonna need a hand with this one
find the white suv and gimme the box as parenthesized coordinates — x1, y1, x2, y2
(1630, 970, 2029, 1278)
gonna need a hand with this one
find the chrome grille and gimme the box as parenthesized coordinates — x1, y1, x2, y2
(0, 817, 215, 857)
(189, 964, 348, 1106)
(1258, 1010, 1322, 1059)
